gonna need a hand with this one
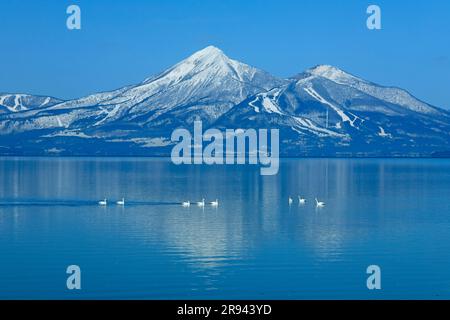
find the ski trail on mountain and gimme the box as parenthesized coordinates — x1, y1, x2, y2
(304, 86, 357, 128)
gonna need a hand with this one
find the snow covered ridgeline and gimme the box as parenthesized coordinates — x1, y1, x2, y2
(0, 94, 62, 114)
(0, 46, 449, 157)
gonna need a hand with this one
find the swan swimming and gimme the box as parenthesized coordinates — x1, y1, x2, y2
(197, 199, 205, 207)
(210, 199, 219, 207)
(288, 197, 293, 205)
(117, 198, 125, 206)
(315, 198, 325, 208)
(98, 198, 107, 206)
(182, 201, 191, 207)
(298, 196, 306, 205)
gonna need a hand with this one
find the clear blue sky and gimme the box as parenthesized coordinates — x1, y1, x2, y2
(0, 0, 449, 108)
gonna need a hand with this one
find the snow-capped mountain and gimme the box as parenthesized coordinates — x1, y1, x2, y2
(0, 46, 283, 148)
(217, 65, 450, 156)
(0, 46, 449, 156)
(305, 65, 441, 115)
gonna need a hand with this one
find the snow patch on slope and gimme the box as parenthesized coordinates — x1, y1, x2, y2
(378, 126, 392, 138)
(261, 92, 283, 114)
(0, 94, 28, 112)
(293, 117, 346, 138)
(304, 86, 360, 127)
(94, 105, 122, 126)
(249, 97, 260, 113)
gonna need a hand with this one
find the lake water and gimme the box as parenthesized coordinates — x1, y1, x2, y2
(0, 157, 450, 299)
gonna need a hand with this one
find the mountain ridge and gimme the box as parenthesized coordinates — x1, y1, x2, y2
(0, 46, 449, 157)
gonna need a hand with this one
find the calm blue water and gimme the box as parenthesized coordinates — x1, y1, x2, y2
(0, 157, 450, 300)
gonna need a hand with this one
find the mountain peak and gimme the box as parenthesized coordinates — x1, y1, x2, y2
(115, 46, 284, 118)
(191, 45, 225, 58)
(143, 46, 235, 85)
(304, 64, 439, 115)
(143, 45, 275, 88)
(309, 64, 341, 73)
(306, 65, 358, 83)
(181, 45, 232, 69)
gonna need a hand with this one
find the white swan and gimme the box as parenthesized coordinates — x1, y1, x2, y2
(117, 198, 125, 206)
(98, 198, 107, 206)
(298, 196, 306, 205)
(288, 197, 293, 205)
(315, 198, 325, 208)
(182, 201, 191, 207)
(210, 199, 219, 207)
(197, 199, 205, 207)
